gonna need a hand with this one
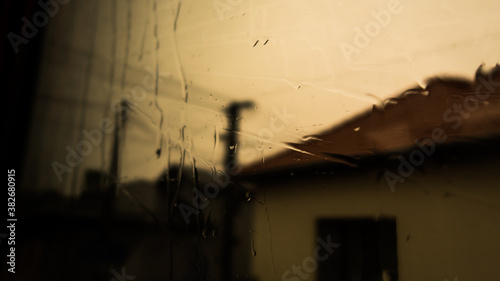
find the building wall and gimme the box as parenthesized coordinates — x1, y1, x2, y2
(247, 159, 500, 281)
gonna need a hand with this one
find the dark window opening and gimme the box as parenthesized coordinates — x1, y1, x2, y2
(317, 217, 398, 281)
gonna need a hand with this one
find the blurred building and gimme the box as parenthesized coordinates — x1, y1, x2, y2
(239, 66, 500, 281)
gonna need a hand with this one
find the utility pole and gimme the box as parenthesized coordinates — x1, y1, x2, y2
(221, 101, 254, 281)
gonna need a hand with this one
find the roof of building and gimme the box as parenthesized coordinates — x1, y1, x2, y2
(241, 64, 500, 176)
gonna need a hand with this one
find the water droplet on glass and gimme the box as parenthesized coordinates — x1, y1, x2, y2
(302, 135, 322, 141)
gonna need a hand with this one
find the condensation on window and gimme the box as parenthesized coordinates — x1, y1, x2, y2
(13, 0, 500, 281)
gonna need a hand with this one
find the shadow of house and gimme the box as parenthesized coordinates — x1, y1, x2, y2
(237, 65, 500, 281)
(8, 165, 251, 281)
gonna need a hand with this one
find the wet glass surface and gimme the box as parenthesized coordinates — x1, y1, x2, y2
(3, 0, 500, 280)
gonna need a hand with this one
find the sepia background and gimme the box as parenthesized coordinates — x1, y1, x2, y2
(2, 0, 500, 280)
